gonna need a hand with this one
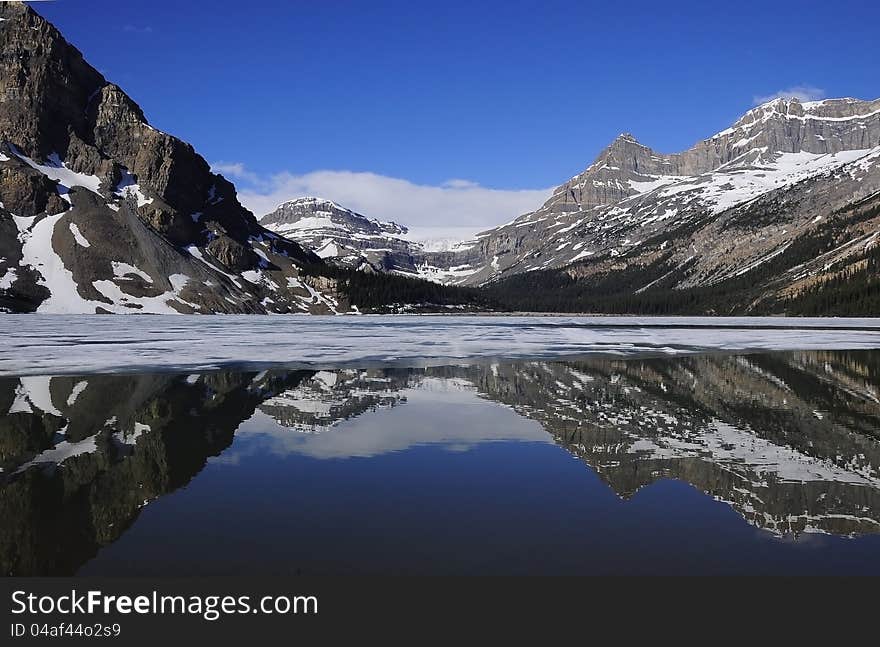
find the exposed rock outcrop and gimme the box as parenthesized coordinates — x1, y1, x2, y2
(0, 3, 346, 314)
(261, 197, 479, 282)
(422, 97, 880, 292)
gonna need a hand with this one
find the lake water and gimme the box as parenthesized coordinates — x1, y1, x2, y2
(2, 316, 880, 575)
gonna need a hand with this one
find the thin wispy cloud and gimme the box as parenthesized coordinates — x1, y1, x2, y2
(753, 85, 826, 106)
(213, 163, 553, 240)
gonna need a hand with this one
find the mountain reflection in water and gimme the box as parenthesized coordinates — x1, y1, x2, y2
(2, 350, 880, 575)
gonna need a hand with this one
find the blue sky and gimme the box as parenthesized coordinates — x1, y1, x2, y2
(35, 0, 880, 235)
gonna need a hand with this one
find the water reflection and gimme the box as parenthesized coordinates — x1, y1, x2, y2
(2, 350, 880, 575)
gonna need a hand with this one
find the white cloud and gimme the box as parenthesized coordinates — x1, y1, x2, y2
(212, 162, 262, 185)
(753, 85, 826, 106)
(213, 164, 553, 241)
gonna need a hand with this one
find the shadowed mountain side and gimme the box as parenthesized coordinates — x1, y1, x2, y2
(0, 3, 354, 314)
(0, 370, 313, 575)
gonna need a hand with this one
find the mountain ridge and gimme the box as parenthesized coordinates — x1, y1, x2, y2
(255, 93, 880, 314)
(258, 95, 880, 314)
(448, 95, 880, 285)
(260, 195, 481, 282)
(2, 2, 879, 316)
(0, 2, 353, 314)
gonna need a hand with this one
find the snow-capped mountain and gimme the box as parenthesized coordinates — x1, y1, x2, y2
(432, 97, 880, 293)
(3, 2, 878, 315)
(260, 196, 482, 282)
(257, 97, 880, 313)
(0, 3, 349, 314)
(261, 197, 415, 271)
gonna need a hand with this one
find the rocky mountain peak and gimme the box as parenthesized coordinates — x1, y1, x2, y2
(0, 3, 259, 244)
(612, 132, 640, 145)
(597, 132, 668, 173)
(733, 96, 880, 128)
(712, 96, 880, 156)
(0, 4, 348, 314)
(261, 196, 431, 274)
(263, 196, 408, 237)
(421, 94, 880, 289)
(528, 131, 672, 218)
(281, 196, 339, 210)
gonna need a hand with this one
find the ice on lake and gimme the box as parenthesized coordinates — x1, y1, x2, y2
(3, 314, 880, 376)
(5, 314, 880, 574)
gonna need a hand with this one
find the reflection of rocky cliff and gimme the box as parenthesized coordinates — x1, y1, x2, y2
(450, 352, 880, 537)
(241, 352, 880, 537)
(0, 370, 312, 575)
(3, 351, 880, 575)
(258, 369, 415, 433)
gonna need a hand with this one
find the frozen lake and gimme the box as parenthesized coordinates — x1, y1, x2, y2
(3, 314, 880, 376)
(4, 315, 880, 575)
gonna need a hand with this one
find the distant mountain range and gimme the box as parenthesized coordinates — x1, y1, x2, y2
(2, 2, 879, 315)
(262, 97, 880, 314)
(260, 197, 484, 283)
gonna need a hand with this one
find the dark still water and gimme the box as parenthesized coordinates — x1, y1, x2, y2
(3, 350, 880, 575)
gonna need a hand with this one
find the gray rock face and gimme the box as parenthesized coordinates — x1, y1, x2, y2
(262, 197, 417, 272)
(260, 197, 479, 281)
(0, 4, 348, 314)
(430, 96, 880, 288)
(545, 98, 880, 216)
(272, 97, 880, 297)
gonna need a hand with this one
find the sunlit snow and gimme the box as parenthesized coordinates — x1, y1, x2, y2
(68, 222, 91, 248)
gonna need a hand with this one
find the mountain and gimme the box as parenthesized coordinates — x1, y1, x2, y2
(440, 97, 880, 294)
(0, 3, 350, 314)
(446, 97, 880, 314)
(261, 197, 414, 271)
(260, 197, 481, 282)
(4, 2, 878, 316)
(256, 97, 880, 314)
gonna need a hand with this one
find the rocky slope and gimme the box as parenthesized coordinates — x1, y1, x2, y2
(258, 97, 880, 313)
(0, 3, 348, 314)
(262, 197, 413, 271)
(261, 197, 479, 282)
(440, 97, 880, 293)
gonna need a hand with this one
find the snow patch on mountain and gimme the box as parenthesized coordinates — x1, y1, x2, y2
(633, 148, 876, 217)
(113, 169, 154, 207)
(68, 222, 90, 248)
(11, 147, 102, 197)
